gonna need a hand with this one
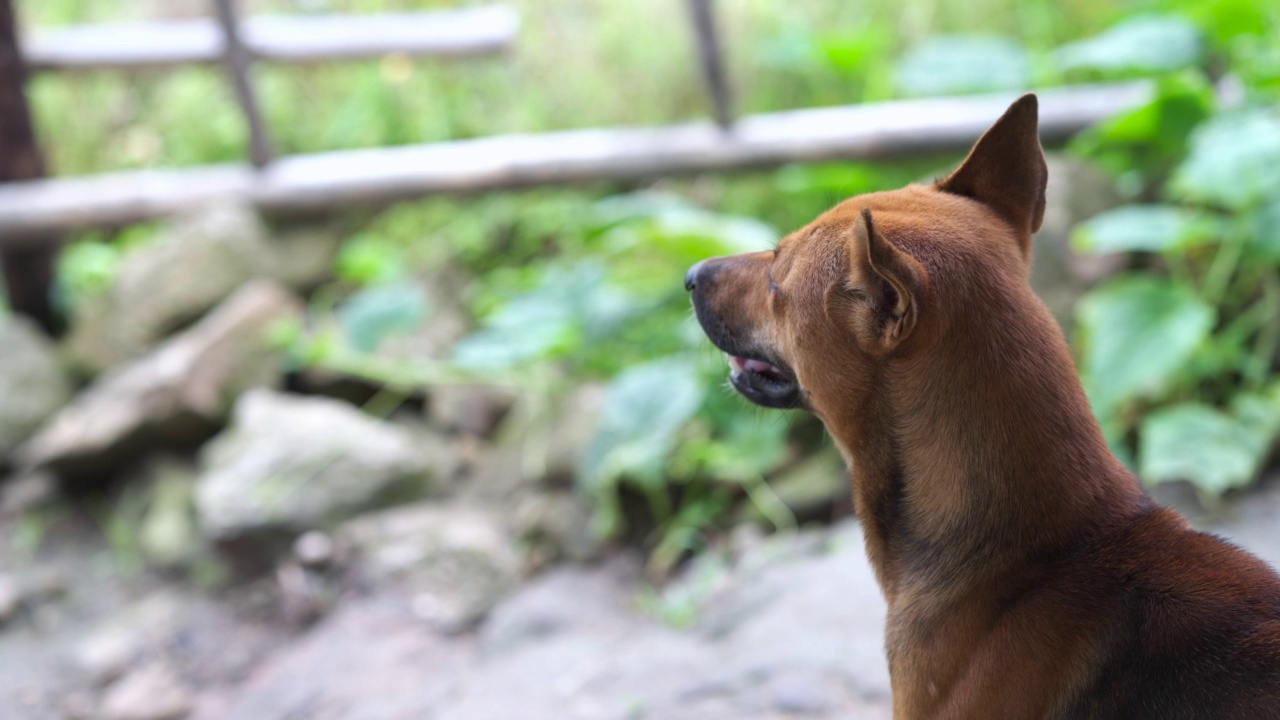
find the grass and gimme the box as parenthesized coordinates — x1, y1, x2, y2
(21, 0, 1124, 177)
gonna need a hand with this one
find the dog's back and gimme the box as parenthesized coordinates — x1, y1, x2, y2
(1056, 509, 1280, 719)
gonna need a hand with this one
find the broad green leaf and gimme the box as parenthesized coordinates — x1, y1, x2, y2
(1158, 0, 1267, 43)
(1073, 205, 1222, 254)
(1139, 403, 1267, 494)
(453, 261, 644, 370)
(1251, 200, 1280, 260)
(1076, 275, 1215, 412)
(451, 291, 578, 369)
(895, 36, 1031, 97)
(336, 281, 428, 353)
(1056, 16, 1203, 76)
(579, 356, 706, 492)
(1170, 109, 1280, 210)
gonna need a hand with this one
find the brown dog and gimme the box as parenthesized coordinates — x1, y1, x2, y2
(686, 94, 1280, 719)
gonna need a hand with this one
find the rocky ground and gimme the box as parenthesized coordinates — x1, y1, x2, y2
(3, 475, 1280, 720)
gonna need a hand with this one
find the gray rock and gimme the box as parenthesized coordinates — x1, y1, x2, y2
(65, 203, 339, 375)
(196, 391, 440, 543)
(1032, 155, 1127, 330)
(0, 315, 72, 462)
(543, 383, 606, 485)
(293, 531, 336, 569)
(428, 384, 516, 438)
(0, 574, 20, 625)
(18, 281, 303, 478)
(768, 669, 838, 714)
(510, 489, 603, 565)
(98, 663, 192, 720)
(74, 627, 144, 687)
(0, 469, 56, 517)
(339, 502, 519, 630)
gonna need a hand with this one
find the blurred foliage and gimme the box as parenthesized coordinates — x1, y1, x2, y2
(21, 0, 1280, 564)
(1069, 1, 1280, 498)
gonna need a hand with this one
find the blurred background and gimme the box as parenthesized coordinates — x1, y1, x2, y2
(0, 0, 1278, 718)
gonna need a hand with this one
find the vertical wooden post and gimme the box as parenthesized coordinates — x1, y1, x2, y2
(0, 0, 61, 334)
(213, 0, 273, 168)
(686, 0, 733, 130)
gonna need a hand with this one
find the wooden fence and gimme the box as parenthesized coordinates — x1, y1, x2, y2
(0, 0, 1150, 330)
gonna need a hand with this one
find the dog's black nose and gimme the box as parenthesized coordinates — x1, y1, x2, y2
(685, 260, 706, 292)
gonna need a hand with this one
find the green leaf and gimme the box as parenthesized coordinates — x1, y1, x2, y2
(1250, 200, 1280, 261)
(335, 234, 406, 285)
(895, 36, 1031, 97)
(1076, 275, 1215, 413)
(453, 261, 636, 369)
(579, 356, 706, 493)
(1068, 72, 1213, 184)
(693, 414, 793, 483)
(1073, 205, 1223, 254)
(1056, 16, 1203, 76)
(1170, 109, 1280, 210)
(336, 281, 429, 353)
(1139, 403, 1267, 494)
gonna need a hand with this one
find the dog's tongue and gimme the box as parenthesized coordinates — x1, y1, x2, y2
(728, 355, 779, 375)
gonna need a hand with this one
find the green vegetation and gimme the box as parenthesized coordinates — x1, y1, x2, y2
(24, 0, 1280, 564)
(1068, 2, 1280, 499)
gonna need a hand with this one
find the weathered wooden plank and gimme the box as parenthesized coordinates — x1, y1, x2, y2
(0, 83, 1152, 243)
(22, 6, 520, 71)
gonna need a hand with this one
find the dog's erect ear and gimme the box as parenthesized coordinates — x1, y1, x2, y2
(838, 208, 925, 354)
(938, 93, 1048, 256)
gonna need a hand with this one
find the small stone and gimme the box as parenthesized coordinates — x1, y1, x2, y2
(60, 690, 96, 720)
(98, 664, 192, 720)
(293, 531, 335, 568)
(74, 627, 143, 686)
(0, 470, 57, 517)
(427, 384, 516, 438)
(770, 670, 837, 715)
(0, 574, 21, 624)
(0, 314, 73, 461)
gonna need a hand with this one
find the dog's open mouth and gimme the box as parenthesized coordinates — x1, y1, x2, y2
(727, 354, 801, 408)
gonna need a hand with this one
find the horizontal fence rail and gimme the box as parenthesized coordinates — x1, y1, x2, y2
(22, 6, 520, 71)
(0, 83, 1152, 244)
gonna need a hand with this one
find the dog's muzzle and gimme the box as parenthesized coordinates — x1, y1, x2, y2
(686, 258, 802, 409)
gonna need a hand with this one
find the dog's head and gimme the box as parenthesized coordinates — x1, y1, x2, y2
(686, 94, 1048, 422)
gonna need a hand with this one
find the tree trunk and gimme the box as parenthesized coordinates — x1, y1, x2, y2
(0, 0, 62, 335)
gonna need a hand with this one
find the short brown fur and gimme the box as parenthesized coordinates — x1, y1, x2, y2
(686, 94, 1280, 719)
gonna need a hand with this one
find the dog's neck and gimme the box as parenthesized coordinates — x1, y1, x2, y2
(825, 285, 1148, 606)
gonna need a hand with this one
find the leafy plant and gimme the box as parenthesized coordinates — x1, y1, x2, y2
(1069, 5, 1280, 498)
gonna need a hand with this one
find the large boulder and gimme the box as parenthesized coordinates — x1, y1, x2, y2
(65, 203, 341, 375)
(0, 315, 71, 465)
(17, 281, 303, 478)
(195, 390, 447, 546)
